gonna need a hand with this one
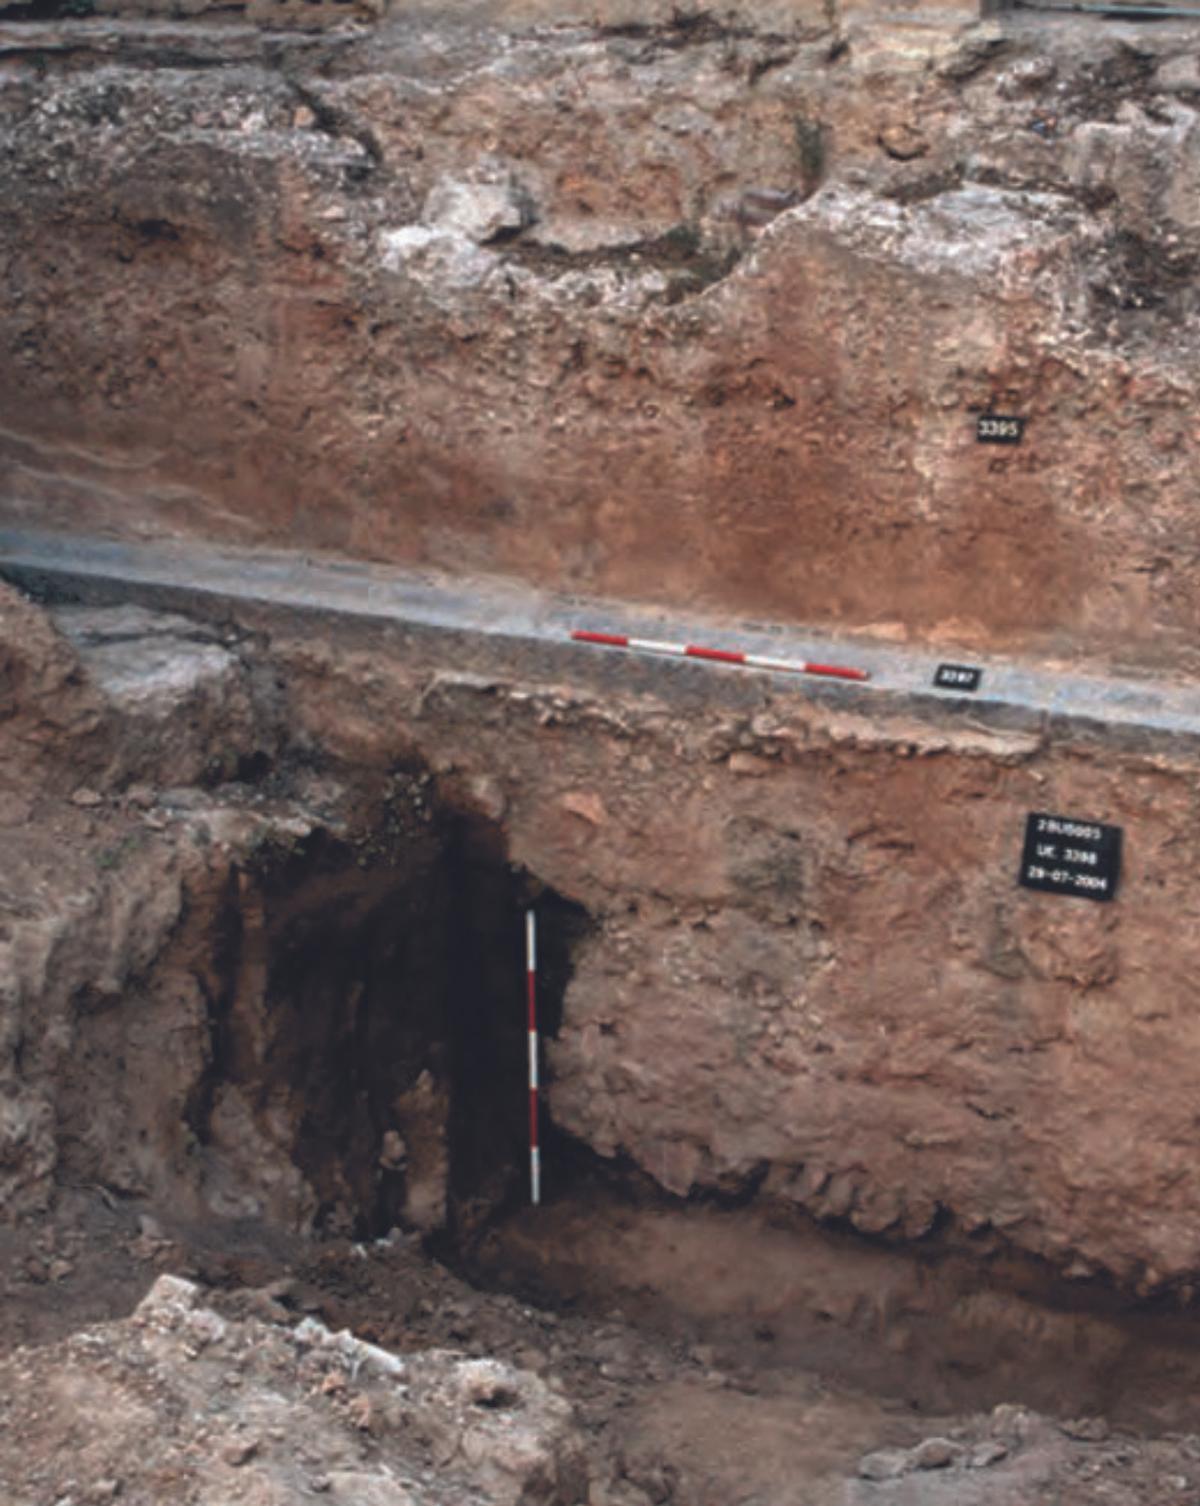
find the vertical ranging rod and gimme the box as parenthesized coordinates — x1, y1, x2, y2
(526, 908, 540, 1206)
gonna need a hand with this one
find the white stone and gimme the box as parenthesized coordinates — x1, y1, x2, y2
(423, 173, 528, 245)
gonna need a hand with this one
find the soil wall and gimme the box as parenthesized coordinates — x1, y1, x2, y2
(6, 560, 1200, 1297)
(3, 8, 1200, 664)
(261, 604, 1200, 1294)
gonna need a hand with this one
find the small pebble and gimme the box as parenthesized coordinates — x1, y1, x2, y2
(222, 1438, 259, 1466)
(1062, 1417, 1110, 1443)
(912, 1436, 961, 1470)
(969, 1440, 1009, 1469)
(858, 1449, 909, 1481)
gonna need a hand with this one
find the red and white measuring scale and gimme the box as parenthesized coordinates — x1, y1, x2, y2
(525, 908, 540, 1206)
(570, 629, 869, 683)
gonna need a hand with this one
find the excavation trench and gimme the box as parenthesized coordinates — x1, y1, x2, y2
(98, 781, 1200, 1441)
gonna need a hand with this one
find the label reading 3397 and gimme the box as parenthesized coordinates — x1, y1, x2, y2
(934, 663, 982, 692)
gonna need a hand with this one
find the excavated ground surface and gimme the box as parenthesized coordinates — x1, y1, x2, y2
(0, 1197, 951, 1506)
(7, 1195, 1200, 1505)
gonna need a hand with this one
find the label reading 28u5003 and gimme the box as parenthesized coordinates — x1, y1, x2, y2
(1018, 812, 1121, 903)
(977, 415, 1025, 444)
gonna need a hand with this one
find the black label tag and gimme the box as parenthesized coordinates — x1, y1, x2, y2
(934, 663, 982, 692)
(1018, 812, 1121, 903)
(977, 414, 1025, 445)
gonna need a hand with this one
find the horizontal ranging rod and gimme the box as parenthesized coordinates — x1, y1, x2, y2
(570, 629, 869, 683)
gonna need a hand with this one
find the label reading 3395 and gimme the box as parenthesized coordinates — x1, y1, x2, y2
(977, 414, 1025, 445)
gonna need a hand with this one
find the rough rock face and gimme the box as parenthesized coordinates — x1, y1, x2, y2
(0, 584, 108, 799)
(0, 591, 454, 1232)
(5, 6, 1200, 663)
(0, 1273, 585, 1505)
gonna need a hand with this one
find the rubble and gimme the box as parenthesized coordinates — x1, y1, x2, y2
(0, 1274, 586, 1506)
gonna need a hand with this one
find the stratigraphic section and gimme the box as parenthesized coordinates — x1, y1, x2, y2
(273, 626, 1200, 1292)
(5, 14, 1200, 661)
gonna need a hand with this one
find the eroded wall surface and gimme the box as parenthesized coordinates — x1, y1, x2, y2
(4, 5, 1200, 662)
